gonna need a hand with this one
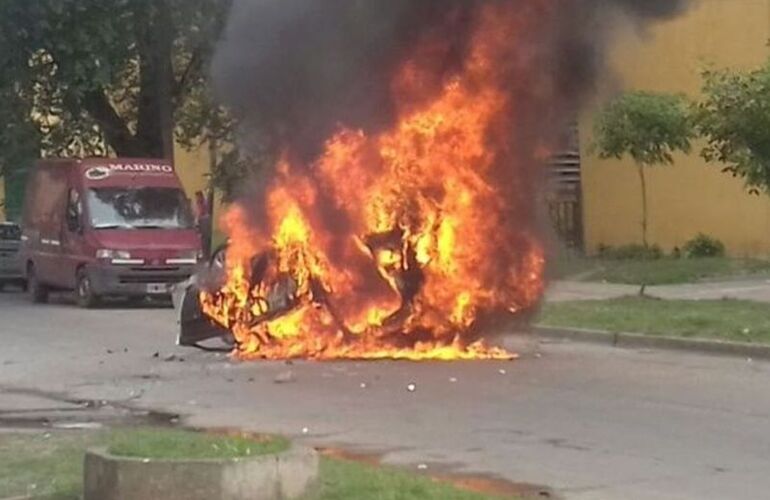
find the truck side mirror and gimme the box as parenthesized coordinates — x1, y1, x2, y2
(66, 189, 83, 234)
(66, 210, 81, 233)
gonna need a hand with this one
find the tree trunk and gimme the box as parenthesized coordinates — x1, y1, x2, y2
(133, 0, 175, 160)
(82, 89, 144, 156)
(637, 163, 649, 248)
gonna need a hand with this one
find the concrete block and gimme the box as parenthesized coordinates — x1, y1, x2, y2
(277, 444, 320, 499)
(84, 445, 318, 500)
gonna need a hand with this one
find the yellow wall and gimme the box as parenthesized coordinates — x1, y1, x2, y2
(174, 142, 212, 201)
(581, 0, 770, 257)
(174, 141, 226, 243)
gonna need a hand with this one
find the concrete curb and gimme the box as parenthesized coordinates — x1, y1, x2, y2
(84, 444, 319, 500)
(533, 326, 770, 360)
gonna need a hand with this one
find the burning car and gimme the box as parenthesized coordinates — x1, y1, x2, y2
(178, 2, 559, 361)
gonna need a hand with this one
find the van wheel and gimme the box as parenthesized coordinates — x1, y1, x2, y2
(76, 268, 100, 308)
(27, 264, 49, 304)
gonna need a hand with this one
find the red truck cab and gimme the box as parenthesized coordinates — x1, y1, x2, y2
(20, 158, 202, 307)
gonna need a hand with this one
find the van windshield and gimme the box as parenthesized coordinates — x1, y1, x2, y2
(87, 187, 195, 230)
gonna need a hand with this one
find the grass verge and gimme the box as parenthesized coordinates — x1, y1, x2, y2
(549, 256, 770, 285)
(537, 297, 770, 343)
(108, 428, 288, 459)
(314, 458, 513, 500)
(0, 429, 522, 500)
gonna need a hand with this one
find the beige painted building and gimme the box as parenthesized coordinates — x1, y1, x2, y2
(581, 0, 770, 256)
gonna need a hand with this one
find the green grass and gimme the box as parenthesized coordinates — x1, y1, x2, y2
(0, 431, 97, 500)
(108, 428, 288, 460)
(549, 256, 770, 285)
(538, 297, 770, 343)
(313, 458, 515, 500)
(0, 429, 521, 500)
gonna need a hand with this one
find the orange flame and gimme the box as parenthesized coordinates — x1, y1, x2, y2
(201, 3, 547, 360)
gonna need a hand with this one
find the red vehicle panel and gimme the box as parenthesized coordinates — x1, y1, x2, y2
(20, 158, 202, 307)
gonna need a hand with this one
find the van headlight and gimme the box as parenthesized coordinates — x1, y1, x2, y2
(180, 250, 202, 261)
(166, 250, 201, 265)
(96, 249, 132, 260)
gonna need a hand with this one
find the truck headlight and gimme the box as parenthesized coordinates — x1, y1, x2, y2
(96, 249, 132, 260)
(181, 250, 202, 261)
(166, 250, 201, 265)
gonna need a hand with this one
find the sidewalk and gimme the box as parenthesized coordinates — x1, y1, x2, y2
(545, 278, 770, 303)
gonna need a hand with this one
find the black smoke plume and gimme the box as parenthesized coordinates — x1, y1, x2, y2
(212, 0, 688, 160)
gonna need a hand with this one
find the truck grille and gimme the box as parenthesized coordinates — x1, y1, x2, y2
(129, 266, 181, 273)
(118, 266, 189, 285)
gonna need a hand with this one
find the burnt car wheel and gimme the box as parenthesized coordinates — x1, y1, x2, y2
(76, 268, 100, 308)
(27, 263, 49, 304)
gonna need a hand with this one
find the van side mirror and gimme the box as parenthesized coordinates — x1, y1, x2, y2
(66, 189, 83, 234)
(66, 210, 81, 233)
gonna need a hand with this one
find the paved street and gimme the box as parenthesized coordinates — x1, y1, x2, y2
(2, 289, 770, 500)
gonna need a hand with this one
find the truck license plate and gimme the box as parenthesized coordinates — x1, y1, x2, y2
(146, 284, 168, 294)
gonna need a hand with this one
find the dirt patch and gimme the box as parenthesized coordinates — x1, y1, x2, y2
(319, 447, 556, 499)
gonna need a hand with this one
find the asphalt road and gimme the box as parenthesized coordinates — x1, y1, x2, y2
(1, 289, 769, 500)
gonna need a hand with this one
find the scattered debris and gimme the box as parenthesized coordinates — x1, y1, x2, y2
(407, 383, 417, 392)
(274, 370, 296, 384)
(162, 353, 185, 362)
(127, 389, 144, 400)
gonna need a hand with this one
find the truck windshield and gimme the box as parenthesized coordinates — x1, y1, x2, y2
(87, 188, 195, 230)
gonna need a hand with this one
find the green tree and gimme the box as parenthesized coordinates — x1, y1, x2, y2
(696, 64, 770, 194)
(174, 82, 275, 202)
(592, 91, 694, 247)
(0, 0, 231, 170)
